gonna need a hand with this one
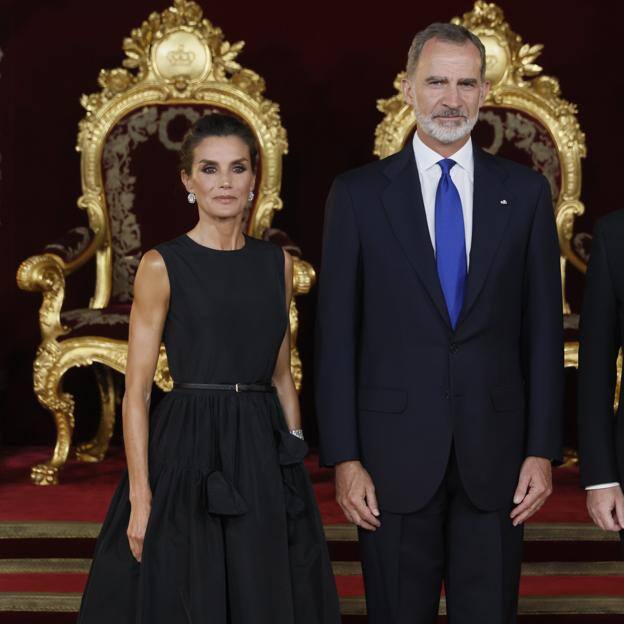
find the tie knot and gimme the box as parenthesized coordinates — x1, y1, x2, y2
(437, 158, 456, 176)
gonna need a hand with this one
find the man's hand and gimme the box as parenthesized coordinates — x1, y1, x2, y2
(587, 485, 624, 532)
(335, 460, 381, 531)
(510, 456, 552, 526)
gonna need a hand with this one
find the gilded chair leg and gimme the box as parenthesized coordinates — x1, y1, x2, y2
(76, 364, 116, 462)
(30, 343, 76, 485)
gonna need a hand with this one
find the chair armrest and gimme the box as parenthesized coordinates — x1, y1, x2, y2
(292, 258, 315, 296)
(16, 253, 68, 341)
(16, 226, 98, 341)
(43, 226, 96, 267)
(263, 227, 302, 257)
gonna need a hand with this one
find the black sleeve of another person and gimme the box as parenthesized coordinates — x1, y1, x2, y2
(577, 221, 621, 487)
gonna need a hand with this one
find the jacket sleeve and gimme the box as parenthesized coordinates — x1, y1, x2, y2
(315, 176, 362, 466)
(522, 176, 564, 462)
(577, 220, 621, 487)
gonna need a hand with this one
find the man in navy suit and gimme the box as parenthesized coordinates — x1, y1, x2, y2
(577, 211, 624, 538)
(315, 23, 563, 622)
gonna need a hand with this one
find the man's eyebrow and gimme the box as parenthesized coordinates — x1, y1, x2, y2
(425, 76, 479, 85)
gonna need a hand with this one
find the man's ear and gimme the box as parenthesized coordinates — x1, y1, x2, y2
(401, 77, 416, 108)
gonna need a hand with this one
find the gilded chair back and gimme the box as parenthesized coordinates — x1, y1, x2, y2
(16, 0, 313, 485)
(79, 2, 287, 310)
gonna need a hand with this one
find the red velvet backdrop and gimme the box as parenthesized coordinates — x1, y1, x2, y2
(1, 0, 621, 448)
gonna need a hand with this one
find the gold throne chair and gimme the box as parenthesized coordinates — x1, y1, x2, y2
(17, 0, 315, 485)
(374, 0, 622, 457)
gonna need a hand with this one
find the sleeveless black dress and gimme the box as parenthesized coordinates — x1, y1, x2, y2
(77, 234, 340, 623)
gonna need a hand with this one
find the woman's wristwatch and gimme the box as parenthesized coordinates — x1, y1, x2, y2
(289, 428, 304, 440)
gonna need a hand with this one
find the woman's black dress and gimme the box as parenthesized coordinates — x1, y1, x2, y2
(77, 234, 340, 623)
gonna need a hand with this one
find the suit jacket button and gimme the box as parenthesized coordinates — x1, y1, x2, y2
(449, 343, 459, 354)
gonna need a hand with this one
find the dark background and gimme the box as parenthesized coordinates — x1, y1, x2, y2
(1, 0, 621, 449)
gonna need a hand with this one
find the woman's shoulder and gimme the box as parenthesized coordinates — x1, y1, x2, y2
(153, 233, 188, 254)
(245, 234, 284, 258)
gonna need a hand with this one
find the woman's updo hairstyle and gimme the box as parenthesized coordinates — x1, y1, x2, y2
(179, 113, 259, 175)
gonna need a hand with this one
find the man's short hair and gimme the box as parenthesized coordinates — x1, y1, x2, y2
(406, 22, 486, 80)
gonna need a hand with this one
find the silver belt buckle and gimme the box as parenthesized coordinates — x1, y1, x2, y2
(235, 383, 240, 393)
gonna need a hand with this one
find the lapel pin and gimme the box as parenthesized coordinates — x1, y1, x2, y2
(500, 199, 508, 205)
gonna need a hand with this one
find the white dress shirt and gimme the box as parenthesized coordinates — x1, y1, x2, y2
(412, 131, 474, 268)
(586, 482, 620, 490)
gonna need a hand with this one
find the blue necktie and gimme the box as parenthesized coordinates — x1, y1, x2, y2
(434, 159, 467, 329)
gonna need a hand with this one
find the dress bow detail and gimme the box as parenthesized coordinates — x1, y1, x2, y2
(277, 429, 309, 466)
(201, 470, 248, 516)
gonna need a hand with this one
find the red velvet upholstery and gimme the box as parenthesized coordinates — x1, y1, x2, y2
(60, 304, 131, 340)
(474, 107, 561, 202)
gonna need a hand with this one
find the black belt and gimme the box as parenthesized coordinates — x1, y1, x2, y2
(174, 382, 274, 393)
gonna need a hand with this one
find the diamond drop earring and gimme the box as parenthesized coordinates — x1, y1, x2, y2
(187, 192, 196, 204)
(248, 191, 255, 202)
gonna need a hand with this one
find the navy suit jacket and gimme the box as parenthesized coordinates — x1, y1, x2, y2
(315, 143, 564, 513)
(578, 210, 624, 488)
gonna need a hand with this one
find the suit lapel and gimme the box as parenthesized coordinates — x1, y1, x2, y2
(382, 146, 451, 328)
(456, 146, 512, 326)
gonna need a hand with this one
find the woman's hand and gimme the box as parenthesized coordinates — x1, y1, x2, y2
(127, 497, 152, 562)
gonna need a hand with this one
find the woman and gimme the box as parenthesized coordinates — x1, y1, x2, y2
(77, 113, 340, 623)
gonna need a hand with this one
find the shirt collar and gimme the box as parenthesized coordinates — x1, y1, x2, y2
(412, 130, 474, 180)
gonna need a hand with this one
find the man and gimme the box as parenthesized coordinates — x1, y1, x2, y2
(315, 23, 563, 622)
(578, 210, 624, 539)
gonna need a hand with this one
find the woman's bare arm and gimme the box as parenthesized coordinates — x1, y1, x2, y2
(271, 250, 301, 432)
(123, 249, 170, 560)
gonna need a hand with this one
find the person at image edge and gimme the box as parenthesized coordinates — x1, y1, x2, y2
(578, 210, 624, 542)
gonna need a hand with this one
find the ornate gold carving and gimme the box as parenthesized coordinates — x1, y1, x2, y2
(289, 299, 303, 392)
(374, 1, 587, 315)
(16, 255, 69, 342)
(292, 258, 316, 296)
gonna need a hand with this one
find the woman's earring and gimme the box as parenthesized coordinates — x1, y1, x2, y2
(187, 192, 196, 204)
(248, 191, 255, 202)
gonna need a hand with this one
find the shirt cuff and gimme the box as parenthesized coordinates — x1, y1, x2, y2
(585, 482, 620, 491)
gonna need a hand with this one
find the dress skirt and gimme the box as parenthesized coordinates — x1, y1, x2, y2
(77, 387, 340, 623)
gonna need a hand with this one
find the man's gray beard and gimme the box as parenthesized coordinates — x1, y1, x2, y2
(415, 109, 478, 144)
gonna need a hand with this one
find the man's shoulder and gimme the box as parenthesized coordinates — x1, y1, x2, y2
(596, 209, 624, 232)
(479, 148, 546, 188)
(595, 209, 624, 249)
(334, 150, 404, 189)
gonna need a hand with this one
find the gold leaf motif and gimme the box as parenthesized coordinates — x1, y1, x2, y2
(98, 68, 134, 94)
(521, 63, 543, 76)
(230, 69, 266, 99)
